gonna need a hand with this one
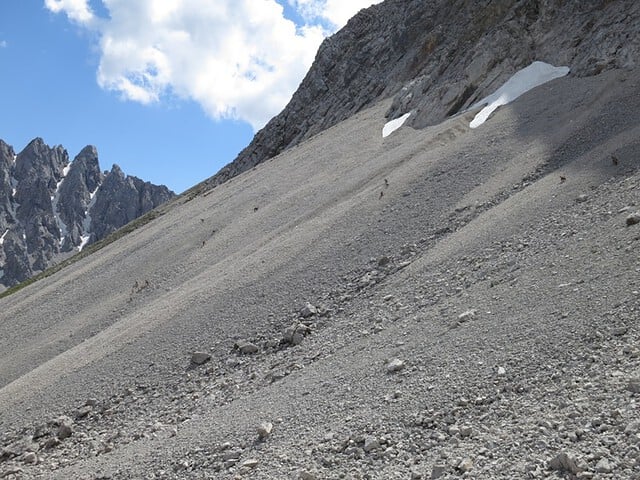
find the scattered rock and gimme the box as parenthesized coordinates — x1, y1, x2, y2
(54, 416, 74, 440)
(549, 452, 581, 474)
(627, 378, 640, 394)
(458, 309, 477, 322)
(595, 458, 614, 474)
(300, 303, 318, 318)
(457, 457, 473, 473)
(626, 212, 640, 226)
(576, 194, 589, 203)
(459, 426, 472, 438)
(190, 352, 211, 365)
(283, 323, 311, 346)
(363, 435, 380, 452)
(299, 471, 318, 480)
(257, 422, 273, 440)
(386, 358, 405, 373)
(237, 342, 259, 355)
(241, 458, 259, 469)
(430, 465, 446, 479)
(21, 452, 37, 464)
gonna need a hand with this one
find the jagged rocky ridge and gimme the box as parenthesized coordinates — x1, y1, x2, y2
(0, 138, 174, 288)
(205, 0, 640, 188)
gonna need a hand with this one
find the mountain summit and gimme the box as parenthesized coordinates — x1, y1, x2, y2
(0, 138, 174, 288)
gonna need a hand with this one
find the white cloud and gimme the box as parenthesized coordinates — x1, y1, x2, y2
(289, 0, 383, 28)
(44, 0, 95, 25)
(0, 40, 7, 48)
(44, 0, 380, 131)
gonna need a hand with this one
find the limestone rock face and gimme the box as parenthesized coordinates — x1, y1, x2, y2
(204, 0, 640, 189)
(0, 139, 174, 289)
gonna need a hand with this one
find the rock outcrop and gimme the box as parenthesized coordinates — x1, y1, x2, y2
(204, 0, 640, 188)
(0, 138, 174, 288)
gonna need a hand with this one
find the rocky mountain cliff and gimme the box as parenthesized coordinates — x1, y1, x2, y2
(206, 0, 639, 188)
(0, 138, 174, 288)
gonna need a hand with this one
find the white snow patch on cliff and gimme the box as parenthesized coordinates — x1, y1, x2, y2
(0, 229, 8, 245)
(382, 112, 412, 138)
(470, 61, 570, 129)
(79, 186, 100, 252)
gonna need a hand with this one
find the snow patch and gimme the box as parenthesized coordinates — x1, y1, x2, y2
(0, 229, 8, 245)
(469, 61, 570, 129)
(78, 185, 100, 252)
(382, 112, 412, 138)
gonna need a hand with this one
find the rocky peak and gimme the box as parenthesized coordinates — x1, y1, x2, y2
(204, 0, 640, 189)
(0, 139, 175, 289)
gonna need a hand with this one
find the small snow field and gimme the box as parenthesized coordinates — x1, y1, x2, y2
(382, 112, 411, 137)
(470, 61, 570, 128)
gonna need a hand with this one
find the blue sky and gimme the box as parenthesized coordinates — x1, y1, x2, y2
(0, 1, 380, 193)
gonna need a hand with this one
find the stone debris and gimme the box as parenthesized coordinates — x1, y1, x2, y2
(457, 309, 477, 322)
(430, 465, 446, 479)
(300, 303, 318, 318)
(457, 457, 473, 473)
(283, 323, 311, 346)
(299, 471, 318, 480)
(549, 452, 581, 474)
(627, 378, 640, 394)
(363, 436, 380, 452)
(237, 342, 259, 355)
(386, 358, 405, 373)
(626, 212, 640, 226)
(190, 352, 211, 365)
(257, 422, 273, 440)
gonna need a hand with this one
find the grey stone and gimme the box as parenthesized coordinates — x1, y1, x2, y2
(363, 436, 380, 452)
(576, 194, 589, 203)
(191, 352, 211, 365)
(457, 457, 473, 473)
(386, 358, 405, 373)
(595, 458, 614, 474)
(299, 471, 318, 480)
(300, 302, 318, 318)
(21, 452, 37, 464)
(549, 452, 581, 474)
(626, 212, 640, 226)
(627, 378, 640, 394)
(257, 422, 273, 440)
(238, 342, 259, 355)
(431, 465, 446, 479)
(284, 323, 310, 345)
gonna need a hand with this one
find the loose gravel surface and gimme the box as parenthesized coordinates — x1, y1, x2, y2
(1, 68, 639, 479)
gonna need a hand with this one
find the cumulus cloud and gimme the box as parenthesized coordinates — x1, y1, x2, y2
(44, 0, 381, 130)
(44, 0, 95, 24)
(289, 0, 383, 28)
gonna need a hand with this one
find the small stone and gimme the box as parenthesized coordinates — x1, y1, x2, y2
(55, 416, 74, 440)
(627, 378, 640, 394)
(626, 212, 640, 226)
(431, 465, 446, 479)
(612, 326, 628, 336)
(299, 471, 318, 480)
(458, 309, 477, 322)
(549, 452, 581, 474)
(284, 323, 310, 345)
(257, 422, 273, 440)
(576, 194, 589, 203)
(43, 437, 61, 449)
(457, 457, 473, 473)
(238, 342, 259, 355)
(377, 256, 391, 267)
(363, 436, 380, 452)
(595, 458, 614, 473)
(300, 303, 318, 318)
(459, 426, 472, 438)
(191, 352, 211, 365)
(241, 459, 259, 469)
(386, 358, 405, 373)
(22, 452, 37, 464)
(75, 405, 92, 419)
(497, 366, 506, 376)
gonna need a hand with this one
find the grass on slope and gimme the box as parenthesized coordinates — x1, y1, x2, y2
(0, 207, 168, 300)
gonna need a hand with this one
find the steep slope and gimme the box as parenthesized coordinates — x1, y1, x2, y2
(0, 65, 638, 479)
(205, 0, 640, 188)
(0, 139, 175, 289)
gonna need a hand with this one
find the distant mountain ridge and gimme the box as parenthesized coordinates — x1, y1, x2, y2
(0, 138, 174, 288)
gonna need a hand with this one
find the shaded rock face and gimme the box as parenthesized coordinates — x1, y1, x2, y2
(206, 0, 639, 188)
(0, 138, 174, 288)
